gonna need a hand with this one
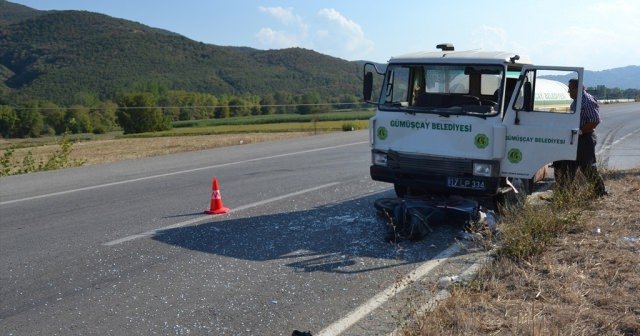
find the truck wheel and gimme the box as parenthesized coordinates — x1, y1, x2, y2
(393, 184, 427, 197)
(394, 183, 408, 198)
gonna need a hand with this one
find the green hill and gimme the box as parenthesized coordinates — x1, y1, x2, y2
(0, 0, 46, 25)
(0, 1, 362, 106)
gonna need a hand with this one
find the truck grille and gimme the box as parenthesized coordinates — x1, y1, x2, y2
(386, 150, 473, 175)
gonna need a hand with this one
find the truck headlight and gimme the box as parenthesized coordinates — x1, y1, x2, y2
(473, 162, 493, 177)
(373, 152, 387, 165)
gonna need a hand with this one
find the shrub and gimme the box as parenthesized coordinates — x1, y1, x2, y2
(342, 122, 357, 131)
(0, 146, 15, 176)
(0, 133, 86, 176)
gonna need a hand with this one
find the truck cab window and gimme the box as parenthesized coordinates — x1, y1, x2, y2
(380, 64, 503, 115)
(380, 66, 410, 106)
(512, 69, 576, 113)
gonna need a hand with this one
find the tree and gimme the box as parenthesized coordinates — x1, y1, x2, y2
(245, 95, 261, 116)
(116, 93, 170, 134)
(133, 81, 169, 99)
(65, 105, 93, 134)
(334, 94, 359, 110)
(608, 87, 622, 99)
(274, 91, 294, 114)
(0, 105, 18, 138)
(176, 92, 219, 120)
(260, 94, 276, 115)
(623, 88, 638, 100)
(215, 95, 230, 119)
(228, 97, 250, 117)
(40, 102, 66, 135)
(201, 93, 218, 119)
(297, 92, 321, 114)
(90, 101, 118, 134)
(15, 107, 43, 138)
(72, 91, 101, 107)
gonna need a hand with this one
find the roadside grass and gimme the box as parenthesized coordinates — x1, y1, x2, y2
(399, 169, 640, 335)
(172, 110, 374, 128)
(0, 132, 318, 175)
(1, 133, 87, 176)
(494, 177, 590, 262)
(123, 120, 368, 138)
(0, 131, 121, 151)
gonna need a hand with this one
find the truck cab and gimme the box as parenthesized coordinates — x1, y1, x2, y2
(363, 44, 584, 198)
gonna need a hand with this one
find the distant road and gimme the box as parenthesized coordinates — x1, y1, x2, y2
(595, 102, 640, 170)
(0, 103, 638, 335)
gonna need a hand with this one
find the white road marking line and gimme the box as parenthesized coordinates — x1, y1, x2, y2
(596, 129, 639, 156)
(0, 141, 366, 206)
(103, 182, 340, 246)
(316, 244, 462, 336)
(388, 255, 493, 336)
(388, 290, 451, 336)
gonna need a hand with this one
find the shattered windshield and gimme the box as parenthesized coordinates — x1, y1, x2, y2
(378, 64, 504, 116)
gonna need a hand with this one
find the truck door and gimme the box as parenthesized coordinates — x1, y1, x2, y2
(500, 66, 584, 178)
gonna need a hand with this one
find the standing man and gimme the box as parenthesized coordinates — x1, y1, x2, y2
(554, 79, 607, 196)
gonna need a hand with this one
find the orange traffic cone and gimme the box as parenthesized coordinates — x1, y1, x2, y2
(204, 177, 230, 215)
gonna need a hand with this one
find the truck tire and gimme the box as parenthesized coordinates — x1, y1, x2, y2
(394, 184, 426, 197)
(394, 183, 408, 198)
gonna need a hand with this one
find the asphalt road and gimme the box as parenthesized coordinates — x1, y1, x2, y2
(1, 103, 638, 335)
(594, 102, 640, 170)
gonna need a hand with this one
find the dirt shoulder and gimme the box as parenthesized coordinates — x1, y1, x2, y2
(409, 169, 640, 335)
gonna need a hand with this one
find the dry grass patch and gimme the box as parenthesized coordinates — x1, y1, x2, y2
(403, 169, 640, 336)
(2, 132, 311, 170)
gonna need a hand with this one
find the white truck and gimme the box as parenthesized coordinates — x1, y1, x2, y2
(363, 43, 583, 200)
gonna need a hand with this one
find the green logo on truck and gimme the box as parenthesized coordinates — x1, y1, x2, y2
(474, 134, 489, 149)
(377, 126, 388, 140)
(507, 148, 523, 163)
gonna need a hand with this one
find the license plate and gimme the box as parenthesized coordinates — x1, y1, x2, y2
(447, 177, 486, 190)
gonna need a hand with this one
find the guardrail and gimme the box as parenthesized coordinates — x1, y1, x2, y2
(600, 99, 636, 104)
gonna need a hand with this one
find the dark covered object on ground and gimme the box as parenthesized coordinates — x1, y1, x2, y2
(374, 196, 480, 242)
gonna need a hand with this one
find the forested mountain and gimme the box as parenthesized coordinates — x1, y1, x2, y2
(586, 66, 640, 90)
(1, 0, 637, 108)
(0, 1, 362, 106)
(0, 0, 46, 25)
(545, 66, 640, 90)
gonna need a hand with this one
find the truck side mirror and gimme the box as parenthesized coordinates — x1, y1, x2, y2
(363, 72, 373, 101)
(523, 82, 533, 111)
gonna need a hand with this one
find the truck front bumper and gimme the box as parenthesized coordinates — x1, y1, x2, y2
(370, 164, 501, 196)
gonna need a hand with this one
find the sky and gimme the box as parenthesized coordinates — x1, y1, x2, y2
(9, 0, 640, 71)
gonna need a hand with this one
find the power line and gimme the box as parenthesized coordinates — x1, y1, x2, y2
(9, 102, 367, 111)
